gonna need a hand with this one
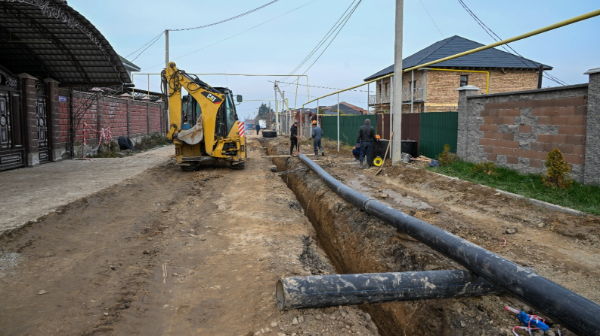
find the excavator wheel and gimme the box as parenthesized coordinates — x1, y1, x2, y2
(230, 161, 246, 170)
(180, 162, 198, 172)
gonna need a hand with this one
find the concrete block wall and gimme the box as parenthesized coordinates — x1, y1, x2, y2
(458, 72, 598, 184)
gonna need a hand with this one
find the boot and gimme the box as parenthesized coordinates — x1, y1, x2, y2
(321, 150, 325, 156)
(359, 162, 363, 169)
(314, 151, 318, 156)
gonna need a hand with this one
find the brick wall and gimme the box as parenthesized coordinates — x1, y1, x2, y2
(54, 90, 164, 157)
(457, 81, 596, 183)
(426, 70, 538, 112)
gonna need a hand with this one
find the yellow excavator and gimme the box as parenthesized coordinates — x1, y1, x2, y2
(162, 62, 246, 171)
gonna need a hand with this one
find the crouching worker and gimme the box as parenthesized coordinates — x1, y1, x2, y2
(352, 142, 361, 160)
(311, 120, 324, 156)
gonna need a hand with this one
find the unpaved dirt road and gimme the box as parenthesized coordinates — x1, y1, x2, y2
(0, 136, 378, 336)
(0, 146, 173, 233)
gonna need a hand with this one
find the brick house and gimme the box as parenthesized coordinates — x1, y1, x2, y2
(364, 35, 551, 113)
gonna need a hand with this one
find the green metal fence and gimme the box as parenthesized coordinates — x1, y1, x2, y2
(419, 112, 458, 159)
(320, 115, 377, 146)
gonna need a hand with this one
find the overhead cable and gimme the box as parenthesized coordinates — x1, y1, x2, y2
(141, 0, 319, 71)
(458, 0, 568, 86)
(168, 0, 281, 31)
(418, 0, 445, 38)
(125, 31, 164, 59)
(130, 33, 164, 62)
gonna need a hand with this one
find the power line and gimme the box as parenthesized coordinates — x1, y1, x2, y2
(300, 0, 362, 75)
(168, 0, 281, 31)
(269, 80, 368, 92)
(130, 33, 164, 62)
(125, 31, 164, 59)
(140, 0, 320, 71)
(457, 0, 568, 86)
(282, 0, 359, 82)
(417, 0, 444, 38)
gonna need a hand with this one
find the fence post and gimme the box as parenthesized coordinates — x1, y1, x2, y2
(583, 67, 600, 186)
(456, 85, 479, 160)
(337, 93, 340, 152)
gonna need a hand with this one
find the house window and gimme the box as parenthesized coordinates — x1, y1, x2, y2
(460, 75, 468, 87)
(384, 83, 389, 94)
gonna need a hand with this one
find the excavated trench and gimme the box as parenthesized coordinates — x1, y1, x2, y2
(260, 138, 528, 336)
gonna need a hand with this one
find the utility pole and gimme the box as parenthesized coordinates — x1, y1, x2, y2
(391, 0, 404, 164)
(165, 29, 170, 126)
(165, 29, 169, 69)
(274, 81, 279, 134)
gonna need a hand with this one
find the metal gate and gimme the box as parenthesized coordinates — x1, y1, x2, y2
(35, 81, 50, 164)
(0, 67, 25, 171)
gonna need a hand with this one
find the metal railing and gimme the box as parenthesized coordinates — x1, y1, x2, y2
(368, 87, 424, 105)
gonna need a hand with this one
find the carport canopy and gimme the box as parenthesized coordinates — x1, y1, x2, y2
(0, 0, 131, 86)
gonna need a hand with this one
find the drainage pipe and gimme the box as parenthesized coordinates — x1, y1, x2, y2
(276, 270, 501, 311)
(297, 153, 600, 336)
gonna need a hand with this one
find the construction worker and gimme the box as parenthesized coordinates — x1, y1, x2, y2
(356, 119, 377, 169)
(311, 120, 324, 156)
(290, 121, 299, 156)
(255, 123, 260, 135)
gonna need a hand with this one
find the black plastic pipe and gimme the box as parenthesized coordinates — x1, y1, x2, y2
(298, 153, 600, 336)
(277, 270, 501, 310)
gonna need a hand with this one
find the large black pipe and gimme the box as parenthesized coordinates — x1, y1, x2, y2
(277, 270, 501, 310)
(297, 153, 600, 336)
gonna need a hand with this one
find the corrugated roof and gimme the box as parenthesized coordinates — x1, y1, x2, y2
(0, 0, 131, 85)
(119, 55, 140, 72)
(364, 35, 552, 81)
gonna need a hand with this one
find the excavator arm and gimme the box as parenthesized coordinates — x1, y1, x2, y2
(164, 62, 225, 155)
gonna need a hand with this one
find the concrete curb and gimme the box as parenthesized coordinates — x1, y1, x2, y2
(423, 169, 587, 217)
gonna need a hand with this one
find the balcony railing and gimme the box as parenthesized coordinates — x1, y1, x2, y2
(368, 87, 424, 106)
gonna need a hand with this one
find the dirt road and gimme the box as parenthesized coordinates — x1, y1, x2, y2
(0, 137, 378, 336)
(0, 146, 173, 233)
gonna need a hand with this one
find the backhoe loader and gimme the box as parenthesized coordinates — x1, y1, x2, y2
(162, 62, 246, 171)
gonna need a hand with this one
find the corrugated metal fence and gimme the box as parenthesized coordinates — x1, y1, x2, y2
(321, 115, 377, 146)
(419, 112, 458, 158)
(319, 112, 457, 158)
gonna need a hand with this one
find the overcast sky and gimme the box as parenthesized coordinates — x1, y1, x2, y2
(70, 0, 600, 120)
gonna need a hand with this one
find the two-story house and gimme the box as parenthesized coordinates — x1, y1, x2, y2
(365, 35, 552, 113)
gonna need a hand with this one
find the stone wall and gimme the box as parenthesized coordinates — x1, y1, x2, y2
(457, 68, 599, 185)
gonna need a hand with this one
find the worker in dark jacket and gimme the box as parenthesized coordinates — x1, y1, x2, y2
(356, 119, 376, 168)
(290, 121, 299, 156)
(255, 123, 261, 135)
(311, 120, 324, 156)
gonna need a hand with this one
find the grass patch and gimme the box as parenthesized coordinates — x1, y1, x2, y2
(428, 161, 600, 216)
(89, 134, 169, 158)
(135, 134, 169, 151)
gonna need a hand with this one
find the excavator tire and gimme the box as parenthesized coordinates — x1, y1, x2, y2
(230, 161, 246, 170)
(262, 131, 277, 138)
(180, 162, 198, 172)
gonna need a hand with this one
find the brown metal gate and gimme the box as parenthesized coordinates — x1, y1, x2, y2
(0, 68, 25, 171)
(35, 81, 50, 164)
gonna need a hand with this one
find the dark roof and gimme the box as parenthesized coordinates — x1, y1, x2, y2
(119, 56, 140, 72)
(364, 35, 552, 81)
(324, 102, 366, 115)
(0, 0, 131, 85)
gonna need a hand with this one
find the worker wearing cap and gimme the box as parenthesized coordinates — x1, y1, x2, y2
(356, 119, 377, 169)
(290, 121, 299, 156)
(311, 120, 324, 156)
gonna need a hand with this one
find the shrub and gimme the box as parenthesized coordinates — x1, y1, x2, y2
(471, 161, 498, 175)
(438, 144, 453, 166)
(543, 148, 572, 188)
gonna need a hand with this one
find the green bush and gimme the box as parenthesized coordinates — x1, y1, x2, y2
(543, 148, 572, 189)
(438, 144, 453, 166)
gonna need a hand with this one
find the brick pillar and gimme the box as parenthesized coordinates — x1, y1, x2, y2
(456, 85, 480, 160)
(126, 98, 131, 138)
(145, 100, 151, 135)
(44, 77, 62, 161)
(18, 73, 39, 167)
(96, 92, 104, 147)
(584, 67, 600, 186)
